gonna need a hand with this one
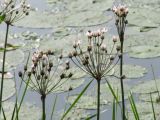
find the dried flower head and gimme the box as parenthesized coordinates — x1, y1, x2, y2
(69, 28, 119, 81)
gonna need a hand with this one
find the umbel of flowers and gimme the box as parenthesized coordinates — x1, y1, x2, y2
(113, 4, 128, 120)
(19, 50, 72, 120)
(68, 28, 120, 120)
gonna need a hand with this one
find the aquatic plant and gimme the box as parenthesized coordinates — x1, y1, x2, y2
(18, 50, 72, 120)
(68, 28, 120, 120)
(0, 0, 30, 114)
(112, 4, 128, 120)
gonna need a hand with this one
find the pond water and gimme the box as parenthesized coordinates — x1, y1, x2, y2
(1, 0, 160, 120)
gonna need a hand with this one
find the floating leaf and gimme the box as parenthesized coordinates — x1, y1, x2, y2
(131, 79, 160, 94)
(63, 10, 112, 27)
(1, 102, 41, 120)
(0, 49, 24, 70)
(47, 0, 113, 12)
(139, 93, 160, 103)
(129, 45, 160, 58)
(127, 102, 160, 120)
(1, 79, 15, 101)
(14, 10, 64, 28)
(114, 64, 147, 79)
(140, 26, 157, 32)
(67, 95, 108, 110)
(52, 78, 85, 93)
(53, 109, 90, 120)
(68, 67, 86, 79)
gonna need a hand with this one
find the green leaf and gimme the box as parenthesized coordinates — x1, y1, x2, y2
(61, 79, 93, 120)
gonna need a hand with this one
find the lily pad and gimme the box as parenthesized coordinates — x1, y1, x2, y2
(68, 67, 86, 79)
(52, 78, 85, 93)
(53, 109, 91, 120)
(114, 64, 147, 79)
(1, 102, 41, 120)
(127, 102, 160, 120)
(127, 8, 157, 27)
(67, 95, 108, 110)
(0, 72, 13, 79)
(63, 10, 112, 27)
(1, 79, 15, 101)
(47, 0, 113, 12)
(131, 79, 160, 94)
(14, 10, 65, 28)
(129, 45, 160, 58)
(139, 93, 160, 103)
(0, 49, 24, 70)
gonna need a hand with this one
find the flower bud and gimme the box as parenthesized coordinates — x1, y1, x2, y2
(116, 45, 121, 51)
(85, 55, 89, 60)
(37, 75, 41, 80)
(68, 73, 73, 78)
(110, 56, 114, 61)
(112, 36, 118, 43)
(49, 62, 53, 68)
(40, 70, 45, 76)
(101, 35, 104, 40)
(68, 52, 73, 58)
(72, 51, 77, 57)
(28, 72, 31, 77)
(60, 73, 66, 79)
(87, 45, 92, 52)
(121, 75, 126, 79)
(24, 65, 27, 71)
(18, 71, 23, 77)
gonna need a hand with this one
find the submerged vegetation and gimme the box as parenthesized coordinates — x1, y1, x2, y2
(0, 0, 160, 120)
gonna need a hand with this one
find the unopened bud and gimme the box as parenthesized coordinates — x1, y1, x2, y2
(28, 72, 31, 77)
(18, 71, 23, 77)
(68, 52, 73, 58)
(87, 45, 92, 52)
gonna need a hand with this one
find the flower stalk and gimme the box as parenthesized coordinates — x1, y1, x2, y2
(0, 23, 10, 114)
(112, 4, 128, 120)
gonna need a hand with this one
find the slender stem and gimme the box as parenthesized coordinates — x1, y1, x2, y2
(120, 35, 126, 120)
(97, 79, 101, 120)
(0, 23, 10, 114)
(41, 95, 46, 120)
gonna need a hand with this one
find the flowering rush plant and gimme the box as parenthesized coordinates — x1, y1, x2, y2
(19, 50, 72, 96)
(69, 28, 120, 81)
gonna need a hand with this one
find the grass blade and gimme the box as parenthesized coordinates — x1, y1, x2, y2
(112, 99, 116, 120)
(105, 78, 121, 108)
(129, 92, 139, 120)
(50, 95, 58, 120)
(150, 93, 156, 120)
(85, 114, 97, 120)
(2, 106, 6, 120)
(61, 79, 93, 120)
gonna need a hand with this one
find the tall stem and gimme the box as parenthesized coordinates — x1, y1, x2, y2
(0, 23, 10, 114)
(120, 35, 125, 120)
(97, 80, 101, 120)
(41, 95, 46, 120)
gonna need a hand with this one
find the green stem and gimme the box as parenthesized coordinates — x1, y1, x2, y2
(120, 35, 126, 120)
(97, 80, 101, 120)
(0, 23, 10, 114)
(41, 95, 46, 120)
